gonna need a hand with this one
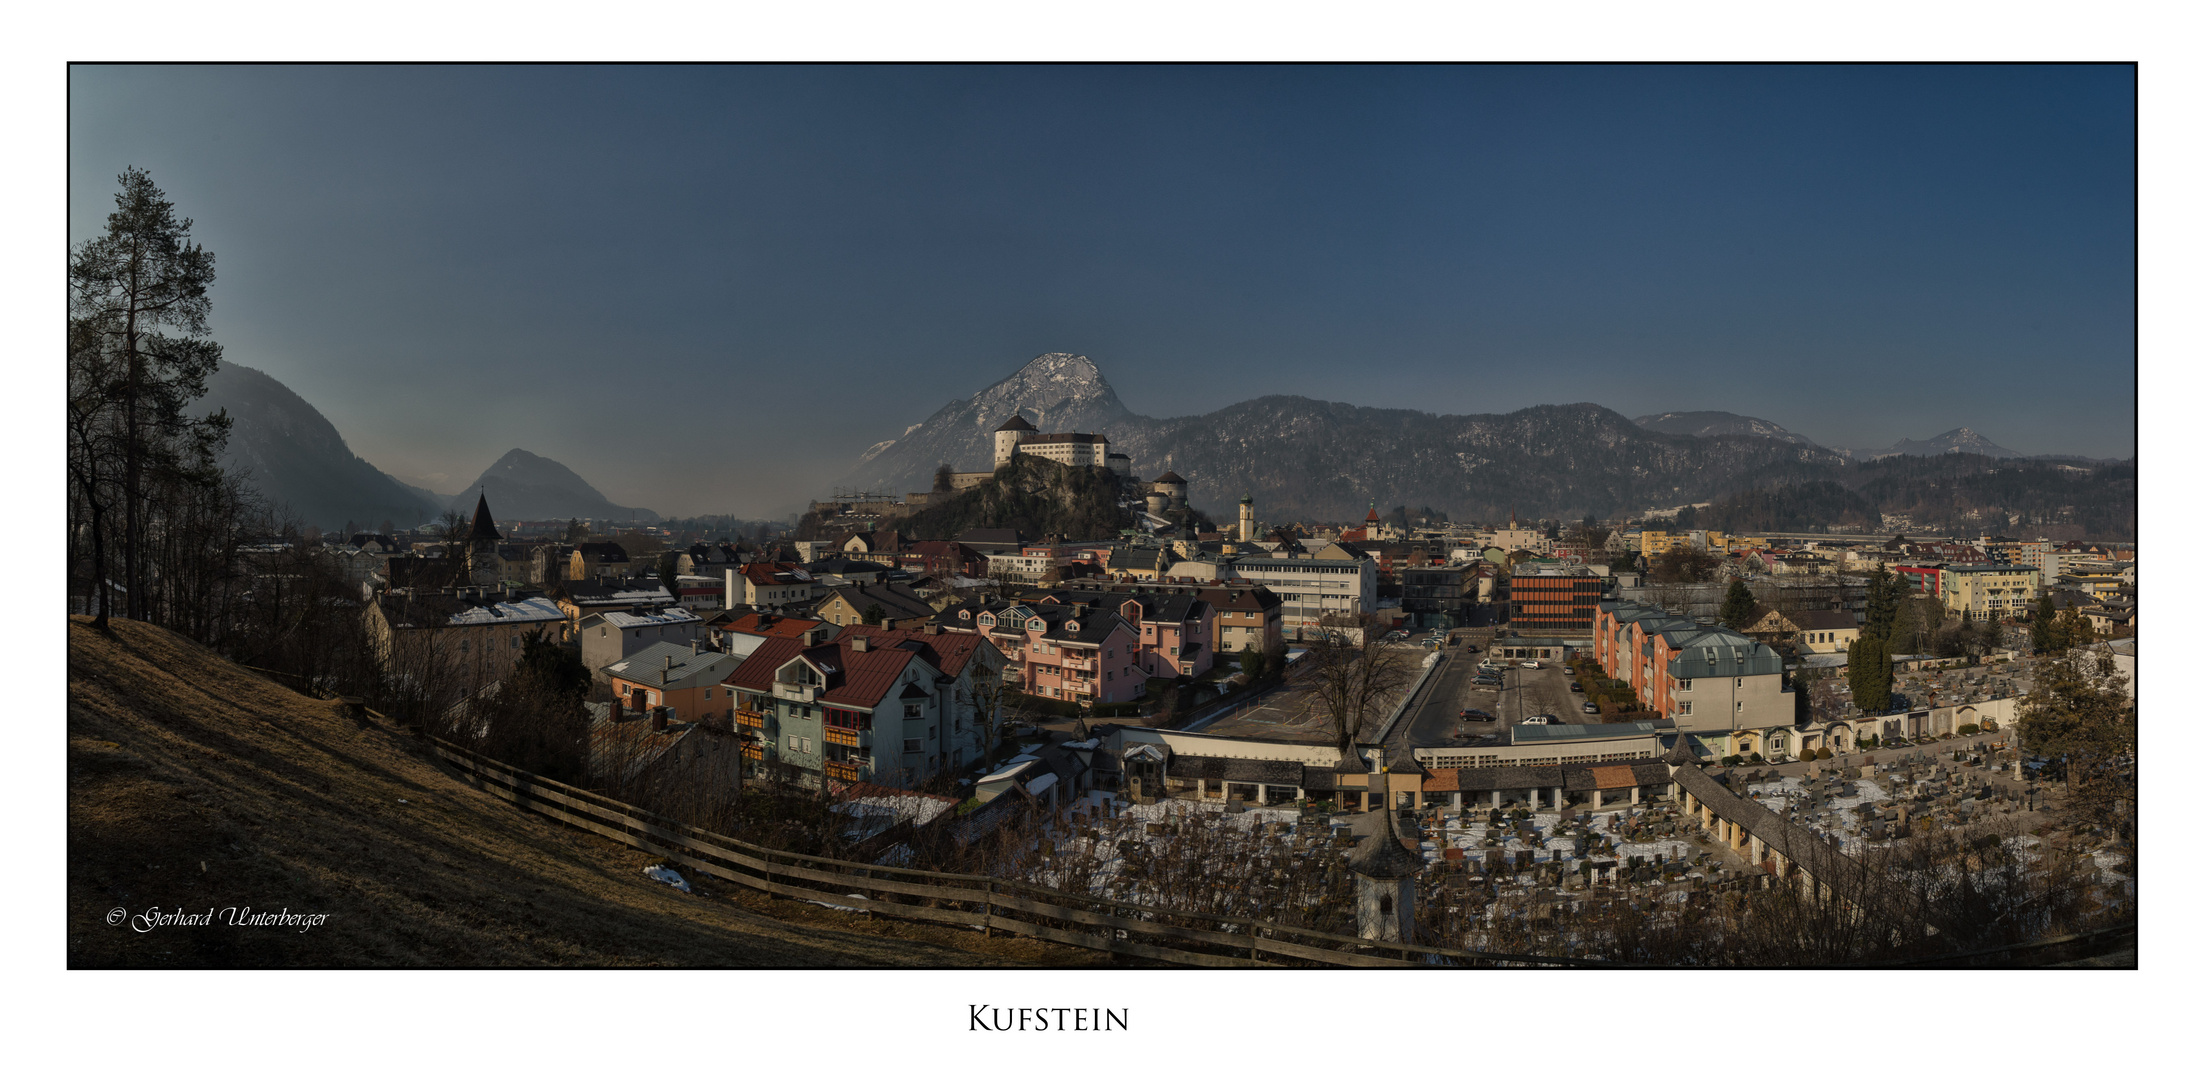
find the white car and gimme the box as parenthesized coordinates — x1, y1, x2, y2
(1518, 716, 1554, 726)
(1519, 660, 1541, 669)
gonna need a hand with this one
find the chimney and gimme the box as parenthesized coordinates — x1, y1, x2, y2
(651, 706, 667, 733)
(663, 653, 674, 676)
(691, 639, 700, 656)
(852, 635, 869, 652)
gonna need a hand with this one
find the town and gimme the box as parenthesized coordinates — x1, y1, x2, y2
(81, 405, 2126, 966)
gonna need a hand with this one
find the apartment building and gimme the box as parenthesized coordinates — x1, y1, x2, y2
(1224, 550, 1378, 641)
(1940, 563, 2041, 621)
(1508, 571, 1602, 633)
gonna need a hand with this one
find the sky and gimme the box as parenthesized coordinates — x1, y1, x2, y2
(68, 64, 2137, 519)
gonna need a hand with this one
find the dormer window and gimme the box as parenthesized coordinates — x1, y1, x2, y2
(1065, 620, 1080, 632)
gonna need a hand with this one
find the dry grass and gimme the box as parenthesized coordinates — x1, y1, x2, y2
(68, 616, 1097, 968)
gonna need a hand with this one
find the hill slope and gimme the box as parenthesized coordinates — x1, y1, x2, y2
(448, 448, 659, 523)
(195, 362, 443, 531)
(67, 617, 1056, 967)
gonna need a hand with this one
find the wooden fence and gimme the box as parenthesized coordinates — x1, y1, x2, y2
(428, 737, 1608, 968)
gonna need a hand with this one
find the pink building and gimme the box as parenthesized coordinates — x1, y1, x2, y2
(948, 602, 1143, 705)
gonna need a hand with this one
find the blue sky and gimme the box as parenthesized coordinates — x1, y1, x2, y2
(69, 64, 2135, 517)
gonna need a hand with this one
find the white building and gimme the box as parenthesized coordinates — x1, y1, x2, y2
(1225, 550, 1378, 640)
(993, 414, 1111, 468)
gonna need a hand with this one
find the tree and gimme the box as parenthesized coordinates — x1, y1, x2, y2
(1847, 633, 1891, 715)
(2029, 593, 2056, 653)
(1863, 568, 1902, 642)
(1651, 547, 1718, 584)
(933, 463, 955, 493)
(565, 517, 589, 542)
(656, 551, 681, 596)
(1238, 645, 1264, 683)
(861, 603, 887, 627)
(2017, 648, 2134, 825)
(1718, 580, 1759, 630)
(1294, 614, 1415, 759)
(69, 167, 228, 626)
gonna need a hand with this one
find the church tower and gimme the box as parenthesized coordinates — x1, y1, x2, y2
(466, 491, 503, 588)
(1238, 492, 1256, 543)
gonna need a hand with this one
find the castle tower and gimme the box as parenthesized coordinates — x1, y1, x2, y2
(466, 490, 503, 587)
(993, 414, 1037, 467)
(1153, 471, 1188, 514)
(1238, 492, 1255, 543)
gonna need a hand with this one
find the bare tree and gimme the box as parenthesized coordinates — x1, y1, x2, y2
(1295, 613, 1416, 758)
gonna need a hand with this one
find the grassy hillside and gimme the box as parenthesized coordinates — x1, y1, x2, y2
(67, 616, 1080, 967)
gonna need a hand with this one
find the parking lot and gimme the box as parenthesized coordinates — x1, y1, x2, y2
(1397, 645, 1596, 750)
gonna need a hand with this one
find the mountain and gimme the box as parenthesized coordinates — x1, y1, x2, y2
(448, 449, 658, 524)
(1840, 428, 2025, 461)
(1633, 411, 1821, 448)
(840, 353, 1846, 522)
(195, 362, 444, 531)
(839, 352, 1137, 494)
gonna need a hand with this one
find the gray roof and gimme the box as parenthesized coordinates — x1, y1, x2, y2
(602, 641, 742, 689)
(1660, 628, 1786, 678)
(1345, 811, 1426, 879)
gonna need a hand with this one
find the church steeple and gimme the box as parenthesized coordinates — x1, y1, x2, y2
(466, 490, 501, 587)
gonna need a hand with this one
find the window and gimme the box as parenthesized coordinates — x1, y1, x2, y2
(904, 738, 922, 753)
(787, 735, 800, 752)
(1736, 678, 1743, 688)
(1678, 679, 1692, 692)
(904, 702, 923, 719)
(599, 627, 608, 637)
(703, 688, 713, 700)
(1680, 702, 1693, 715)
(1736, 701, 1744, 712)
(511, 635, 519, 648)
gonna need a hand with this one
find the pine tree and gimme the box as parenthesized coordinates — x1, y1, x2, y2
(69, 167, 226, 626)
(2030, 594, 2057, 653)
(1718, 580, 1758, 630)
(1847, 633, 1891, 714)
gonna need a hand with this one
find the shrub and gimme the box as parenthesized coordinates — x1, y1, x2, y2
(1722, 755, 1744, 767)
(1957, 723, 1980, 736)
(1815, 747, 1833, 760)
(1981, 720, 1999, 732)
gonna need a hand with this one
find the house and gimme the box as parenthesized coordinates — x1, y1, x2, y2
(1743, 608, 1860, 654)
(1508, 570, 1603, 633)
(604, 640, 745, 726)
(813, 582, 940, 630)
(579, 608, 705, 684)
(1223, 547, 1378, 641)
(952, 528, 1026, 556)
(1594, 602, 1797, 756)
(587, 702, 747, 811)
(568, 542, 631, 582)
(725, 562, 820, 611)
(723, 626, 1009, 790)
(1201, 585, 1284, 656)
(1113, 592, 1215, 679)
(714, 611, 832, 658)
(554, 579, 678, 639)
(364, 590, 569, 698)
(936, 600, 1144, 704)
(892, 540, 989, 580)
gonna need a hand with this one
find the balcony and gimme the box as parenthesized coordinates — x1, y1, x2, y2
(740, 744, 764, 761)
(1062, 657, 1096, 673)
(733, 709, 766, 729)
(774, 682, 820, 702)
(825, 760, 860, 782)
(824, 726, 861, 748)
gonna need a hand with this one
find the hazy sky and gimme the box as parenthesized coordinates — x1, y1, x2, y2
(69, 64, 2135, 518)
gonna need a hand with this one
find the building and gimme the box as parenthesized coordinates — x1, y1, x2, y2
(813, 582, 940, 630)
(579, 607, 706, 683)
(1593, 602, 1797, 757)
(1743, 608, 1860, 654)
(1508, 571, 1602, 632)
(604, 640, 745, 724)
(936, 601, 1143, 704)
(567, 541, 631, 582)
(725, 562, 820, 611)
(724, 626, 1009, 789)
(553, 579, 678, 638)
(1940, 563, 2041, 621)
(1203, 585, 1284, 656)
(992, 413, 1112, 469)
(364, 590, 569, 698)
(1111, 593, 1215, 679)
(1224, 549, 1378, 640)
(463, 493, 503, 586)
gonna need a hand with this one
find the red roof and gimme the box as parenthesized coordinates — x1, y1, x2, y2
(723, 634, 936, 710)
(723, 611, 823, 638)
(829, 624, 992, 678)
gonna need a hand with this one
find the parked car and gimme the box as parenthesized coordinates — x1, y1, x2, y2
(1569, 681, 1582, 693)
(1518, 715, 1555, 726)
(1519, 661, 1541, 669)
(1459, 708, 1495, 721)
(1581, 702, 1601, 714)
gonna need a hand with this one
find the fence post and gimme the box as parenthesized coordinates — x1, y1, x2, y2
(982, 880, 994, 937)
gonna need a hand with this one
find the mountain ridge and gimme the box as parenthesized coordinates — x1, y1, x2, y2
(195, 361, 444, 531)
(447, 448, 659, 524)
